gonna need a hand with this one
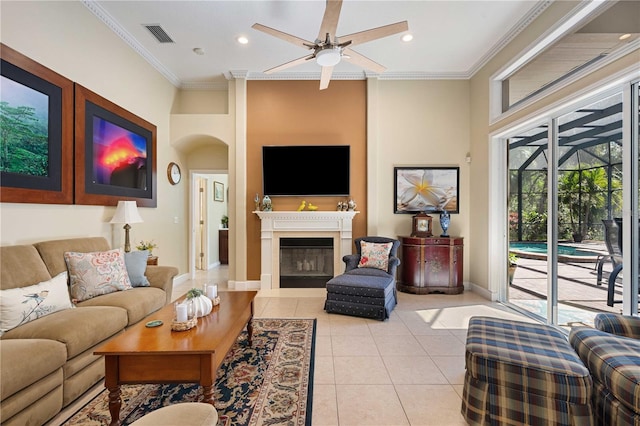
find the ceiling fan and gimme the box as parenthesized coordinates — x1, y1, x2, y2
(252, 0, 408, 90)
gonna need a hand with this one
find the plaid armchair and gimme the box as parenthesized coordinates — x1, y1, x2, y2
(570, 314, 640, 426)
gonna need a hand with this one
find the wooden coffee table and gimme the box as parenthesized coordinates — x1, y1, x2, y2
(94, 291, 257, 426)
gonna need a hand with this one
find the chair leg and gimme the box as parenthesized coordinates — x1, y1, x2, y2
(607, 264, 624, 307)
(596, 255, 609, 285)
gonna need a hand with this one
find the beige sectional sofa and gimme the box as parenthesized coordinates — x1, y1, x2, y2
(0, 237, 179, 426)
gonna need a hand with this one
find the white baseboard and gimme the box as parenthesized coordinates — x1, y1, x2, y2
(467, 281, 497, 301)
(228, 280, 261, 290)
(173, 273, 190, 286)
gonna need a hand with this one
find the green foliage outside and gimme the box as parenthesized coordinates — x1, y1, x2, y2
(509, 142, 623, 242)
(0, 101, 48, 176)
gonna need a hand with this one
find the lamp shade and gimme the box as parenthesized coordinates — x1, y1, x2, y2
(110, 201, 143, 224)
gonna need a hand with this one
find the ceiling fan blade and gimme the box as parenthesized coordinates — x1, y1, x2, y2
(342, 48, 386, 73)
(264, 55, 315, 74)
(252, 23, 314, 49)
(319, 66, 334, 90)
(339, 21, 409, 47)
(317, 0, 343, 43)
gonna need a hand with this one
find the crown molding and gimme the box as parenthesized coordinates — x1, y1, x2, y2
(82, 0, 181, 87)
(467, 0, 553, 77)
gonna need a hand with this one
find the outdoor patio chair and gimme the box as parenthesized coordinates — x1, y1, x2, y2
(596, 219, 622, 285)
(605, 218, 640, 306)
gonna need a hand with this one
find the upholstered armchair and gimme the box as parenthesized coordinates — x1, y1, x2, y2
(569, 313, 640, 425)
(324, 236, 401, 320)
(342, 236, 401, 278)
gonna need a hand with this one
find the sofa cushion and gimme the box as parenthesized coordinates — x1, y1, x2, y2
(0, 339, 66, 400)
(357, 241, 393, 271)
(65, 248, 133, 302)
(125, 250, 151, 287)
(0, 272, 73, 334)
(345, 267, 393, 278)
(77, 287, 166, 326)
(0, 245, 52, 291)
(34, 237, 111, 278)
(326, 274, 395, 298)
(1, 306, 128, 359)
(570, 327, 640, 415)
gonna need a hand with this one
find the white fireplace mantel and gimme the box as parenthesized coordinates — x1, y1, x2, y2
(255, 210, 358, 290)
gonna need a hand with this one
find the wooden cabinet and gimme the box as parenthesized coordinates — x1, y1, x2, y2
(398, 236, 463, 294)
(219, 229, 229, 265)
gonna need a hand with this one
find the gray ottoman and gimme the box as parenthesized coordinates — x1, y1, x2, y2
(130, 402, 218, 426)
(324, 273, 396, 320)
(462, 316, 593, 426)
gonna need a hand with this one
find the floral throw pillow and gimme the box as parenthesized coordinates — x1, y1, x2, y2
(357, 241, 393, 271)
(0, 272, 73, 334)
(64, 248, 132, 302)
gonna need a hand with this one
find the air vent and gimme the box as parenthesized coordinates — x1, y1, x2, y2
(143, 24, 174, 43)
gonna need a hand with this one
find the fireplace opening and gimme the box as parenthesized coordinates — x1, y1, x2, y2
(279, 237, 334, 288)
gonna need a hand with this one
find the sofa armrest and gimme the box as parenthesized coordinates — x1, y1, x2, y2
(342, 254, 360, 272)
(145, 265, 179, 305)
(594, 313, 640, 340)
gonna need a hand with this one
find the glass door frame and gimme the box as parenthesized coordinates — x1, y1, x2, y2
(489, 73, 640, 323)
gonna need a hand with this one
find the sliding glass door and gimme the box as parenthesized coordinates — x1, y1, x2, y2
(504, 84, 639, 325)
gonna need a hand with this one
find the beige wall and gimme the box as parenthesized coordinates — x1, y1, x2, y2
(0, 2, 189, 274)
(372, 80, 471, 281)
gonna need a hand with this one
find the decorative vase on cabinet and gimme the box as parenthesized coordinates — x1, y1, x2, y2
(439, 211, 450, 237)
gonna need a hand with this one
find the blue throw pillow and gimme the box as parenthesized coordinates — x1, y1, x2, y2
(124, 250, 150, 287)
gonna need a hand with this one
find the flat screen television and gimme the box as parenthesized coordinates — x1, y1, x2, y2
(262, 145, 350, 196)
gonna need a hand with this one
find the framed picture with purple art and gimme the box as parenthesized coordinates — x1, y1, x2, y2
(0, 43, 74, 204)
(74, 84, 157, 207)
(394, 166, 459, 214)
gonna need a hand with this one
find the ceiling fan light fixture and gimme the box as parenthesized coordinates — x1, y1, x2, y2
(401, 33, 413, 42)
(237, 36, 249, 44)
(316, 48, 341, 67)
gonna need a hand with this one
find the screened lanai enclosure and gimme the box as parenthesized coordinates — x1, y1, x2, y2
(507, 89, 639, 326)
(510, 94, 623, 244)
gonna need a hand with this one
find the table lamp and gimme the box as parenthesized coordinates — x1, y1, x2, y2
(110, 201, 143, 252)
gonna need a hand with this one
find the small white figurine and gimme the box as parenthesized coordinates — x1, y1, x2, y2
(262, 195, 272, 211)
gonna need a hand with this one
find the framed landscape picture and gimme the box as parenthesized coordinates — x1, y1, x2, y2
(74, 84, 157, 207)
(0, 43, 74, 204)
(394, 166, 459, 214)
(214, 181, 224, 202)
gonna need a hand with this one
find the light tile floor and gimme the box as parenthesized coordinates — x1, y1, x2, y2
(179, 266, 534, 426)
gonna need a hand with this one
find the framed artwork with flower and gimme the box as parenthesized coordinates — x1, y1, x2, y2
(394, 166, 459, 214)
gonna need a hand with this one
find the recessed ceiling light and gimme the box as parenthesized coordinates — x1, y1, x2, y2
(192, 47, 205, 55)
(401, 34, 413, 42)
(619, 33, 631, 41)
(237, 36, 249, 45)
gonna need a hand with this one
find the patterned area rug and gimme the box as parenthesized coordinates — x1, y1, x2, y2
(63, 318, 316, 426)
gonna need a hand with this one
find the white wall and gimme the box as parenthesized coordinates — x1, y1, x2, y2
(0, 1, 189, 274)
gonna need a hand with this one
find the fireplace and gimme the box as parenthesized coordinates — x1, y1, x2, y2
(255, 211, 358, 290)
(280, 238, 333, 288)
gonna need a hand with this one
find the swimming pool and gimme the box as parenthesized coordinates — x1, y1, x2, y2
(509, 242, 600, 263)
